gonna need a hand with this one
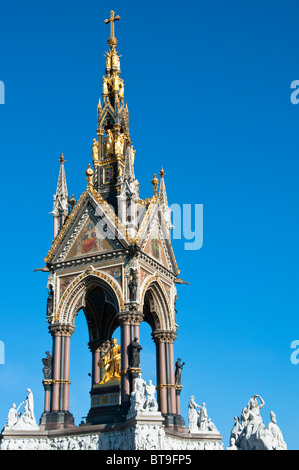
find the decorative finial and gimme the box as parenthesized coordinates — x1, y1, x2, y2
(69, 194, 76, 211)
(59, 153, 66, 164)
(86, 164, 94, 191)
(104, 10, 121, 50)
(159, 167, 165, 178)
(151, 174, 159, 197)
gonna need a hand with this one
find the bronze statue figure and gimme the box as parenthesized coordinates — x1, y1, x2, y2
(175, 358, 185, 386)
(46, 286, 53, 319)
(42, 351, 52, 379)
(129, 337, 143, 369)
(128, 269, 138, 302)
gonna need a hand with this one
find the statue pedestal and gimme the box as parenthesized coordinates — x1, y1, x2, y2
(125, 411, 166, 450)
(127, 409, 164, 423)
(39, 410, 75, 430)
(85, 380, 122, 425)
(162, 412, 186, 431)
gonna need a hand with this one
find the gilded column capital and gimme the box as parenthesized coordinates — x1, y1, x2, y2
(152, 329, 177, 344)
(42, 379, 53, 389)
(49, 323, 76, 337)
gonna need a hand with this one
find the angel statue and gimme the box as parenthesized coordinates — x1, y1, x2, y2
(92, 139, 99, 161)
(111, 52, 120, 69)
(119, 79, 124, 100)
(104, 129, 114, 157)
(114, 133, 125, 155)
(102, 76, 109, 95)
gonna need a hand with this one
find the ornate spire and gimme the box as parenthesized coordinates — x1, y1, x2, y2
(56, 153, 68, 199)
(123, 145, 135, 182)
(93, 10, 131, 213)
(159, 168, 172, 231)
(159, 167, 168, 206)
(51, 154, 69, 238)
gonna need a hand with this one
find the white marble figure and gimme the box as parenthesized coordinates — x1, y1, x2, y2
(188, 396, 200, 433)
(226, 437, 239, 450)
(230, 416, 242, 442)
(145, 380, 158, 412)
(128, 374, 147, 416)
(228, 395, 287, 451)
(207, 418, 219, 433)
(198, 402, 208, 431)
(268, 411, 287, 450)
(5, 404, 20, 428)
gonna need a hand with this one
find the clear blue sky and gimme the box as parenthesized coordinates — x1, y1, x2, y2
(0, 0, 299, 449)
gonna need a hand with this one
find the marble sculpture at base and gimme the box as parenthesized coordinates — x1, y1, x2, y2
(0, 380, 223, 450)
(0, 384, 287, 450)
(227, 395, 287, 451)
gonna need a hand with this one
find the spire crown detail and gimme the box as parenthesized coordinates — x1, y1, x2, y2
(89, 12, 173, 234)
(56, 155, 68, 200)
(59, 153, 66, 165)
(93, 10, 131, 210)
(104, 10, 121, 50)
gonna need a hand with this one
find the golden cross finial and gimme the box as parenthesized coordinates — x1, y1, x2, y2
(59, 153, 66, 164)
(104, 10, 121, 39)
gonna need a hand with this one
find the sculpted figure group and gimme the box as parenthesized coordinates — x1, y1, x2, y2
(4, 389, 38, 431)
(188, 396, 220, 434)
(227, 394, 287, 450)
(101, 130, 126, 158)
(128, 374, 159, 416)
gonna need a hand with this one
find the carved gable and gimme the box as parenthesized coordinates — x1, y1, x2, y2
(50, 195, 126, 264)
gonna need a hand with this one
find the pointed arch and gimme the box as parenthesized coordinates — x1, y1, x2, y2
(56, 270, 125, 341)
(141, 276, 175, 332)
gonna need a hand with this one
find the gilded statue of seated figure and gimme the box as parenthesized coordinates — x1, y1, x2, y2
(98, 338, 121, 384)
